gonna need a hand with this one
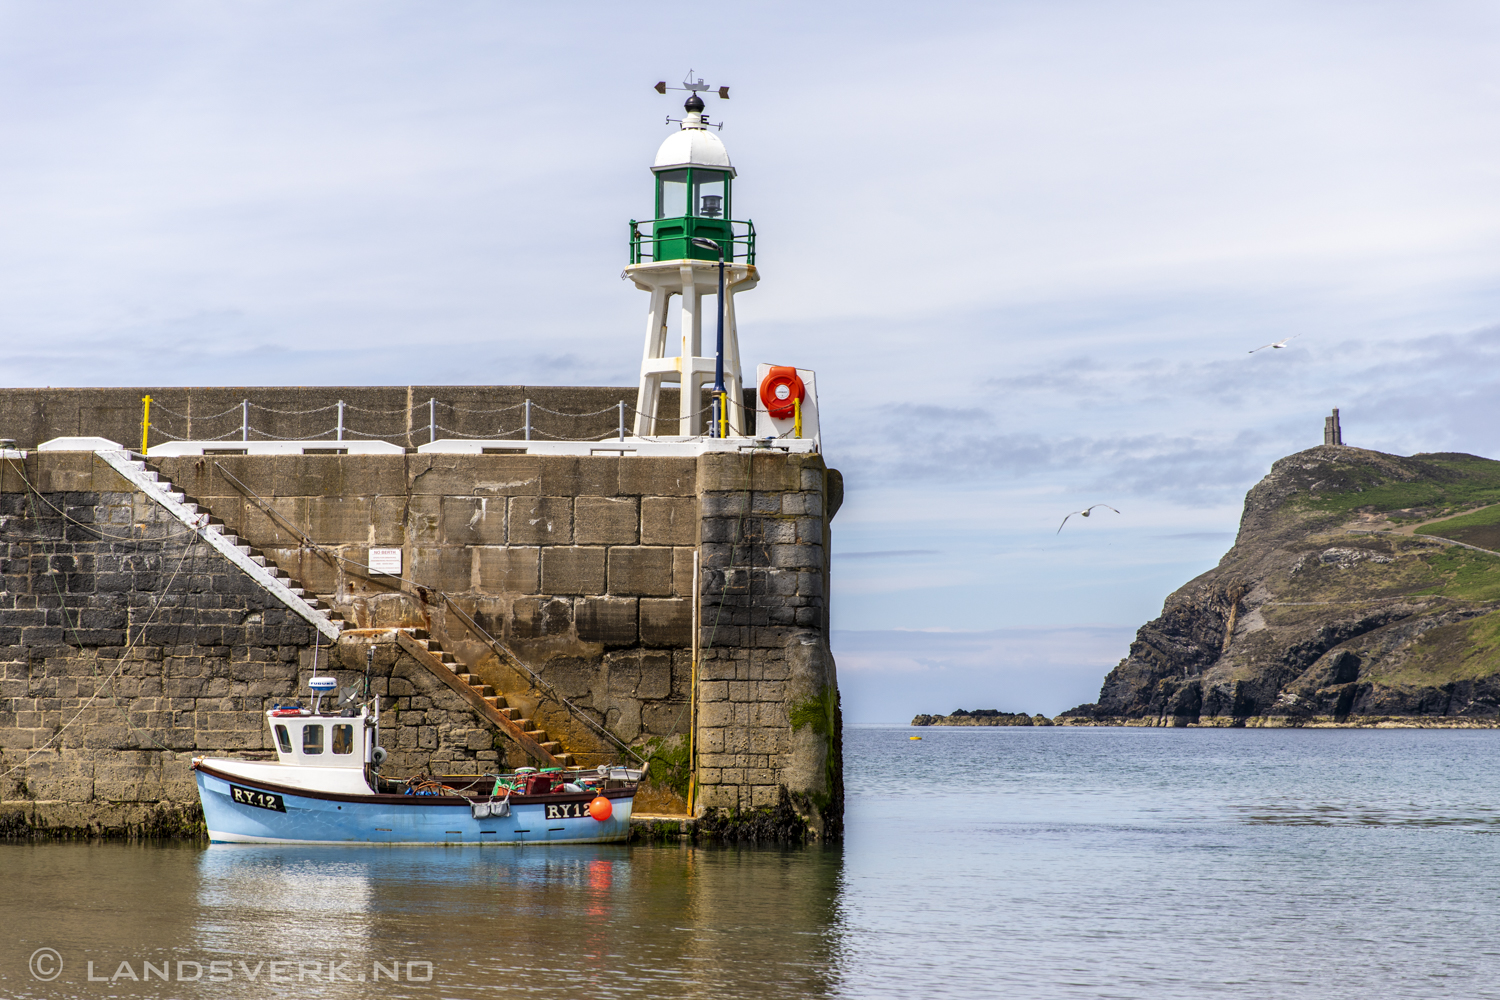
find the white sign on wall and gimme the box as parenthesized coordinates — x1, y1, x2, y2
(368, 548, 403, 575)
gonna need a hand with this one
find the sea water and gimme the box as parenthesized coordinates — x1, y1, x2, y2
(7, 726, 1500, 998)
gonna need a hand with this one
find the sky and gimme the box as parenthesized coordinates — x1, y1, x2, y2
(1, 2, 1498, 721)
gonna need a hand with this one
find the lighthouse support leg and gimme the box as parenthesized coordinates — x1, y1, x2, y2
(679, 266, 703, 436)
(634, 286, 671, 435)
(723, 286, 745, 435)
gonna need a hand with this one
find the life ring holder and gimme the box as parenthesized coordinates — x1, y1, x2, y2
(759, 366, 805, 420)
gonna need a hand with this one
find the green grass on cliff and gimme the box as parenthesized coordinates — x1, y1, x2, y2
(1413, 547, 1500, 602)
(1300, 455, 1500, 518)
(1376, 610, 1500, 686)
(1419, 504, 1500, 533)
(1416, 504, 1500, 551)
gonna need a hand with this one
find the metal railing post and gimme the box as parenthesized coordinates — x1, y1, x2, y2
(337, 400, 345, 442)
(241, 399, 249, 442)
(140, 395, 152, 456)
(429, 398, 436, 443)
(524, 399, 531, 441)
(618, 400, 625, 441)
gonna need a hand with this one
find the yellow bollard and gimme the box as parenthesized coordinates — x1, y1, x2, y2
(140, 395, 152, 456)
(793, 395, 802, 439)
(718, 390, 728, 438)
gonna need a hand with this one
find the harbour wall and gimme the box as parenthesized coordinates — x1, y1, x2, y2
(0, 434, 843, 839)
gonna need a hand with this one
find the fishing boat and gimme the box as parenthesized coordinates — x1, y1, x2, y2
(192, 676, 639, 845)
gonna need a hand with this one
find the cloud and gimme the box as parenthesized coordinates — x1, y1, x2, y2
(1, 1, 1498, 641)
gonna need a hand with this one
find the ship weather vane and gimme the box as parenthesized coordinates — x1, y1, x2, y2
(655, 70, 730, 129)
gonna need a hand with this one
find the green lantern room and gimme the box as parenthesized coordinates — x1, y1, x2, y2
(632, 93, 751, 265)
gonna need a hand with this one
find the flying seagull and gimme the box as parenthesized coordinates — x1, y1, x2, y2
(1057, 505, 1121, 534)
(1248, 335, 1298, 354)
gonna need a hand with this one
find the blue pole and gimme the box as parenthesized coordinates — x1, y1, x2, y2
(714, 246, 726, 437)
(713, 247, 725, 396)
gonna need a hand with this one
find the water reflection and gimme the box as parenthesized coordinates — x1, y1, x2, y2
(22, 728, 1500, 999)
(3, 843, 843, 1000)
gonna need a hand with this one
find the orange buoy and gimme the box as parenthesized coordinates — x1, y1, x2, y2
(588, 795, 613, 822)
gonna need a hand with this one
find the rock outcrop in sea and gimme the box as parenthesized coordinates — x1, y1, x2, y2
(912, 709, 1053, 727)
(1063, 446, 1500, 727)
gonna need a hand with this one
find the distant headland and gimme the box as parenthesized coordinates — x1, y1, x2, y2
(1061, 437, 1500, 728)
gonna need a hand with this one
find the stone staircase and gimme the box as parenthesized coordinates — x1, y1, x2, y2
(115, 453, 579, 768)
(102, 453, 347, 640)
(138, 462, 346, 628)
(394, 630, 576, 768)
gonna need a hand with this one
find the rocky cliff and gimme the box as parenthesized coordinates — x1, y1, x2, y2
(1064, 446, 1500, 726)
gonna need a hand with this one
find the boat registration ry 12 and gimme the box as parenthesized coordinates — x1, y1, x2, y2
(231, 785, 287, 812)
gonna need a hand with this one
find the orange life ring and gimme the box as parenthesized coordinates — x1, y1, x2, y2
(759, 366, 805, 420)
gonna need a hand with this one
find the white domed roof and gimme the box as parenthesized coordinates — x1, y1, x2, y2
(653, 119, 736, 177)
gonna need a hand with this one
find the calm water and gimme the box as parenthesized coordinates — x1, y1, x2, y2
(8, 726, 1500, 998)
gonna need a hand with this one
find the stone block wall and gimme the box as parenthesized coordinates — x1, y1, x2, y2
(0, 455, 534, 835)
(0, 444, 846, 839)
(692, 454, 843, 838)
(154, 453, 705, 758)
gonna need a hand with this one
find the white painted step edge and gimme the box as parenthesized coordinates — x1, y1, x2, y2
(96, 449, 342, 641)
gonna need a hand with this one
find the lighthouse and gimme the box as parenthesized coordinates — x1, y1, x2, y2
(626, 86, 757, 437)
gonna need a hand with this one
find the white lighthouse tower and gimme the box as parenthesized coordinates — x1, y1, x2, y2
(625, 83, 757, 437)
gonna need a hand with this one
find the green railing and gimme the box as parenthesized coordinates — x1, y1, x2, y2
(628, 217, 756, 266)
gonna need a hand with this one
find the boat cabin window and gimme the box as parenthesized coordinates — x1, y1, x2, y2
(275, 725, 292, 754)
(332, 724, 354, 755)
(302, 724, 324, 755)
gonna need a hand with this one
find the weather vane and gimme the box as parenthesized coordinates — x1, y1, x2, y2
(655, 70, 730, 129)
(654, 69, 729, 100)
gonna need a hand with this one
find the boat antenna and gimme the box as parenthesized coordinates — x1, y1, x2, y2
(307, 630, 336, 714)
(367, 645, 380, 755)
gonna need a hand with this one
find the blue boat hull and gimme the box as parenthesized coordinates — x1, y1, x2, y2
(195, 764, 634, 846)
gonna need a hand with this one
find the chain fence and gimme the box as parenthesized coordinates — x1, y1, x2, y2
(142, 394, 759, 448)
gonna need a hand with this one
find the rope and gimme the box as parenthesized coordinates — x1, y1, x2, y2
(340, 427, 407, 439)
(432, 423, 527, 439)
(148, 424, 248, 442)
(247, 402, 341, 415)
(247, 426, 337, 440)
(439, 402, 527, 415)
(339, 404, 414, 416)
(527, 403, 627, 418)
(149, 403, 245, 422)
(209, 461, 647, 767)
(0, 530, 202, 779)
(1, 459, 196, 543)
(34, 490, 173, 753)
